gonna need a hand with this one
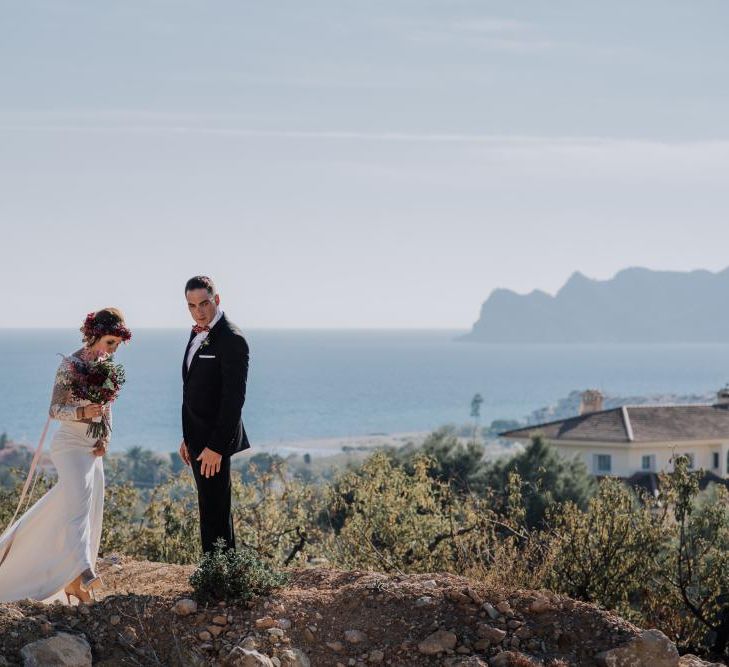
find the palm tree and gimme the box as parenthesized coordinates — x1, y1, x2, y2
(470, 393, 484, 443)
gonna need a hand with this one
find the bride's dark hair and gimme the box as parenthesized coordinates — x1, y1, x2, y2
(81, 308, 132, 346)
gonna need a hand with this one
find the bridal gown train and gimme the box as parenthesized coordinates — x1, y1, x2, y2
(0, 353, 106, 602)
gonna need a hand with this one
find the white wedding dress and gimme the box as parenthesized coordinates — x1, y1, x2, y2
(0, 352, 107, 602)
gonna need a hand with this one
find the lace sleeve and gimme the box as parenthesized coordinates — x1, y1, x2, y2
(48, 358, 81, 421)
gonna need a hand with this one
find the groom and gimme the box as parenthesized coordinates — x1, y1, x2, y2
(179, 275, 250, 553)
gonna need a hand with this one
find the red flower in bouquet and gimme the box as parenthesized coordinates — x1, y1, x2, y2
(62, 355, 127, 439)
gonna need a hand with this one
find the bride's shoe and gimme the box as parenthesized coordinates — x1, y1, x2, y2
(79, 568, 102, 595)
(64, 578, 91, 604)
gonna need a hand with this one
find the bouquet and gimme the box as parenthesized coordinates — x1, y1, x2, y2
(62, 355, 127, 439)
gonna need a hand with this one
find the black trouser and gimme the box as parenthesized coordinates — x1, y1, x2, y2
(190, 453, 236, 554)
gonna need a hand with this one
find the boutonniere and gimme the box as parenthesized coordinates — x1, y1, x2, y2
(200, 337, 211, 350)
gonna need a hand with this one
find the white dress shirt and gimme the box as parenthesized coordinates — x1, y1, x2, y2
(186, 309, 223, 370)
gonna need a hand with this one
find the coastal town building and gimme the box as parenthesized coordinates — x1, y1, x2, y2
(501, 389, 729, 481)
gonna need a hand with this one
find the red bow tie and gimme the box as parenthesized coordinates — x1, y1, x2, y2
(192, 324, 210, 335)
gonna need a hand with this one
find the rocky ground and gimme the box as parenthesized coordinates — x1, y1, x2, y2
(0, 556, 725, 666)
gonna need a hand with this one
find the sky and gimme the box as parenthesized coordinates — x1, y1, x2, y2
(1, 0, 729, 328)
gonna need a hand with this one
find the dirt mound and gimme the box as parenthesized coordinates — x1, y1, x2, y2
(0, 556, 722, 666)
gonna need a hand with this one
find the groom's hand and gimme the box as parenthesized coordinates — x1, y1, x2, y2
(197, 447, 222, 478)
(179, 439, 191, 466)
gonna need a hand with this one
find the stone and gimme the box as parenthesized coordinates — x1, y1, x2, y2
(208, 625, 225, 637)
(447, 590, 473, 605)
(416, 596, 435, 607)
(496, 601, 512, 615)
(277, 618, 292, 630)
(418, 630, 458, 655)
(490, 652, 535, 667)
(1, 607, 25, 622)
(477, 625, 507, 643)
(213, 614, 229, 626)
(326, 641, 345, 653)
(679, 656, 725, 667)
(199, 630, 213, 641)
(109, 615, 121, 626)
(529, 597, 553, 614)
(225, 647, 275, 667)
(279, 648, 310, 667)
(256, 616, 277, 629)
(267, 628, 285, 642)
(368, 649, 385, 663)
(466, 588, 483, 605)
(303, 628, 315, 642)
(172, 598, 198, 616)
(483, 603, 500, 620)
(344, 629, 368, 644)
(20, 632, 92, 667)
(422, 579, 438, 589)
(595, 629, 679, 667)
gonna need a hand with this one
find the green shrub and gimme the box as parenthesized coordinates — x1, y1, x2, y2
(189, 538, 289, 603)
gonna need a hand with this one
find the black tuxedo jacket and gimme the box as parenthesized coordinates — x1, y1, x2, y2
(182, 314, 250, 458)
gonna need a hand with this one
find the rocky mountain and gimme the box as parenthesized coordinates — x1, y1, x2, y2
(461, 267, 729, 343)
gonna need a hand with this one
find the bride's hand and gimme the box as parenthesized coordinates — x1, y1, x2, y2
(83, 404, 104, 419)
(92, 440, 108, 457)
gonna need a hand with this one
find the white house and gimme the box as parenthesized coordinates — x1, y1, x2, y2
(501, 389, 729, 480)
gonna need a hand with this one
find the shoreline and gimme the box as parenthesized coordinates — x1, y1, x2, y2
(256, 431, 431, 458)
(1, 427, 519, 466)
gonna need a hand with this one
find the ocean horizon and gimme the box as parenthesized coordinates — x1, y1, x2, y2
(2, 328, 729, 454)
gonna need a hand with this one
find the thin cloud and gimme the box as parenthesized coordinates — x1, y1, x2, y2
(1, 120, 728, 153)
(389, 15, 554, 53)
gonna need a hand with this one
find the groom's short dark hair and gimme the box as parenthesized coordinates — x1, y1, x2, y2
(185, 275, 216, 296)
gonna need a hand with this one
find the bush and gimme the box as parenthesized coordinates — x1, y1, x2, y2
(189, 538, 289, 603)
(483, 436, 596, 527)
(546, 477, 664, 615)
(4, 434, 729, 660)
(387, 426, 490, 494)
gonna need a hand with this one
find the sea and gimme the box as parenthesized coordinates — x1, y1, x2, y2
(2, 329, 729, 453)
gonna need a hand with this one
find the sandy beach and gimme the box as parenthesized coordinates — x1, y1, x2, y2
(256, 431, 431, 458)
(256, 430, 520, 463)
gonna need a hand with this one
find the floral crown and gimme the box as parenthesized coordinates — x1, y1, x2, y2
(81, 312, 133, 342)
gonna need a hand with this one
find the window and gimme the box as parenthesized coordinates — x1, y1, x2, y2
(713, 452, 720, 470)
(641, 455, 655, 471)
(595, 454, 612, 474)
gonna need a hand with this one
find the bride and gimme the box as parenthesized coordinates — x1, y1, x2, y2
(0, 308, 131, 603)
